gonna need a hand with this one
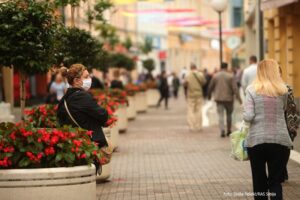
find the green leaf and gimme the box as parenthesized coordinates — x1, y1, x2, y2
(64, 153, 75, 164)
(55, 153, 63, 163)
(19, 157, 30, 167)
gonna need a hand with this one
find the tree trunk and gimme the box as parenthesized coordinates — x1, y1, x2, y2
(88, 0, 92, 32)
(20, 72, 27, 123)
(71, 6, 75, 27)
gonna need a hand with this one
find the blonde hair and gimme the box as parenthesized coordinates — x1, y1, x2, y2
(60, 64, 86, 85)
(253, 59, 287, 97)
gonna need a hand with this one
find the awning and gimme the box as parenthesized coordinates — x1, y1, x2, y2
(261, 0, 298, 10)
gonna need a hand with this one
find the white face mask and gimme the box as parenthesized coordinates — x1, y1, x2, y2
(82, 78, 92, 91)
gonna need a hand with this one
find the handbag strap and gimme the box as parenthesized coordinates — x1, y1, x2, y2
(193, 72, 203, 88)
(64, 100, 82, 129)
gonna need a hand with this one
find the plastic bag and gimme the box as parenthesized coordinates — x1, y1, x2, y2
(230, 123, 249, 161)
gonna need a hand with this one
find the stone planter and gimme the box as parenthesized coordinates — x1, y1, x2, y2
(0, 102, 15, 123)
(97, 161, 111, 181)
(110, 125, 119, 150)
(146, 89, 160, 107)
(127, 96, 137, 120)
(136, 92, 147, 113)
(0, 165, 96, 200)
(97, 128, 112, 181)
(116, 104, 128, 132)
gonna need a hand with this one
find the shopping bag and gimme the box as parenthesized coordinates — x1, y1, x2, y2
(230, 123, 249, 161)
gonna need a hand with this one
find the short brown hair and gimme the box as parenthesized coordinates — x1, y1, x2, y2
(60, 64, 86, 85)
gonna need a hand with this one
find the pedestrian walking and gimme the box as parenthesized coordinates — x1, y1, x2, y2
(157, 70, 169, 109)
(202, 68, 212, 100)
(185, 64, 206, 131)
(90, 69, 104, 89)
(243, 59, 293, 200)
(208, 62, 242, 137)
(181, 67, 188, 98)
(242, 55, 258, 92)
(172, 72, 180, 99)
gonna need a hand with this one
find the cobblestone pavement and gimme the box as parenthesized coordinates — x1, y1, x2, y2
(96, 96, 300, 200)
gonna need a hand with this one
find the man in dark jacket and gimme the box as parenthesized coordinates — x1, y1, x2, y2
(157, 70, 169, 109)
(208, 62, 242, 137)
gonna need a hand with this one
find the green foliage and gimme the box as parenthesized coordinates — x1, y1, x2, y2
(0, 0, 59, 75)
(93, 50, 112, 72)
(87, 0, 113, 23)
(142, 58, 155, 72)
(53, 27, 103, 68)
(110, 53, 135, 71)
(96, 23, 119, 47)
(123, 37, 133, 51)
(139, 37, 153, 55)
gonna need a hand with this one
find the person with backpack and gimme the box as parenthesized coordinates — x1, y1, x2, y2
(185, 64, 206, 132)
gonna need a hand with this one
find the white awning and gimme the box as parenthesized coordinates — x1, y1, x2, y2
(261, 0, 298, 10)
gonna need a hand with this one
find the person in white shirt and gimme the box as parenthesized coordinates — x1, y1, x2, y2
(242, 55, 258, 92)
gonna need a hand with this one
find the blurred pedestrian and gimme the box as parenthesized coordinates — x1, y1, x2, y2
(157, 70, 169, 109)
(110, 69, 124, 89)
(202, 68, 212, 100)
(90, 69, 104, 89)
(208, 62, 242, 137)
(181, 67, 188, 98)
(185, 64, 206, 131)
(243, 59, 293, 200)
(242, 55, 258, 92)
(172, 72, 180, 99)
(48, 73, 67, 103)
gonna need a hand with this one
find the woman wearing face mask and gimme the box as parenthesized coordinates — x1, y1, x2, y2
(57, 64, 108, 148)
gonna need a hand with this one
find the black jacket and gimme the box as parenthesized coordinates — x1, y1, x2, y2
(110, 80, 124, 89)
(57, 87, 108, 147)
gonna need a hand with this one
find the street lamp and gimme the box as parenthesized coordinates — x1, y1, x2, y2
(211, 0, 228, 67)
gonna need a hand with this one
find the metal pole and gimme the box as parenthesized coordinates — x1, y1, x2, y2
(218, 11, 223, 67)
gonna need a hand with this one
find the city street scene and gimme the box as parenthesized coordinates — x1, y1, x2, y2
(0, 0, 300, 200)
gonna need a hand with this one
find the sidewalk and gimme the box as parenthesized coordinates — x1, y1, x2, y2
(96, 95, 300, 200)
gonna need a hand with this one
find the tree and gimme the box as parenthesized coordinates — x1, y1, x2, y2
(123, 37, 133, 51)
(54, 0, 85, 27)
(110, 53, 135, 71)
(142, 58, 155, 73)
(0, 0, 59, 121)
(96, 23, 119, 48)
(54, 27, 103, 69)
(139, 37, 153, 55)
(86, 0, 113, 32)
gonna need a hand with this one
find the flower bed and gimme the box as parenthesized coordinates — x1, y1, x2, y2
(0, 122, 108, 169)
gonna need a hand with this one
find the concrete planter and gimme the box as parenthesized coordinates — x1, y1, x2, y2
(127, 96, 137, 120)
(116, 104, 128, 132)
(136, 92, 147, 113)
(110, 125, 119, 150)
(0, 102, 15, 123)
(97, 128, 112, 181)
(0, 165, 96, 200)
(146, 89, 160, 107)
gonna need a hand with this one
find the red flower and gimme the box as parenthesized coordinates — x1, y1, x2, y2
(50, 136, 59, 145)
(9, 132, 16, 140)
(45, 147, 55, 156)
(3, 146, 14, 153)
(93, 150, 97, 156)
(73, 140, 82, 147)
(80, 153, 87, 159)
(86, 131, 93, 137)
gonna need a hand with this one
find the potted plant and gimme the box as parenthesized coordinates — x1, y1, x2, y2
(0, 122, 111, 200)
(125, 84, 140, 120)
(0, 0, 59, 121)
(108, 89, 129, 133)
(135, 83, 148, 113)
